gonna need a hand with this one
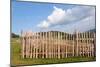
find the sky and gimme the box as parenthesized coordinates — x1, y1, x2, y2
(12, 0, 96, 35)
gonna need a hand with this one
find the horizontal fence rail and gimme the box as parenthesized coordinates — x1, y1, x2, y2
(21, 31, 96, 59)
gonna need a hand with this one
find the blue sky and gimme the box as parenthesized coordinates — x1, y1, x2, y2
(12, 0, 95, 35)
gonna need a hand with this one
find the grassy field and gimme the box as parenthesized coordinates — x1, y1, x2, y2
(11, 38, 96, 66)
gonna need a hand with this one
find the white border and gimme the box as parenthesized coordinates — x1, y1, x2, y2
(19, 0, 96, 5)
(0, 0, 10, 67)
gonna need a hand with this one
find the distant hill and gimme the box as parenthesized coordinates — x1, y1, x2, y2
(86, 28, 96, 33)
(11, 33, 19, 38)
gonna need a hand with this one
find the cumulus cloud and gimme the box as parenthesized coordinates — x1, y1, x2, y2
(37, 6, 66, 28)
(47, 6, 66, 24)
(37, 20, 50, 28)
(37, 5, 95, 32)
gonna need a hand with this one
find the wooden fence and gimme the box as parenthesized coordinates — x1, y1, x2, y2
(21, 31, 96, 59)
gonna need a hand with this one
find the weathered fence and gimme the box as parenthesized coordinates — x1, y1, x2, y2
(21, 31, 96, 59)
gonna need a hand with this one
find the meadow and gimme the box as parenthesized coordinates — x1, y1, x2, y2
(11, 38, 96, 66)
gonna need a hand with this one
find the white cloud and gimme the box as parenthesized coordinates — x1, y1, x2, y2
(64, 15, 95, 33)
(37, 20, 50, 28)
(37, 5, 95, 32)
(37, 6, 66, 28)
(47, 6, 66, 24)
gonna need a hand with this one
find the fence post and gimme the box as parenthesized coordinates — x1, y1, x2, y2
(73, 33, 74, 57)
(58, 32, 60, 59)
(46, 32, 48, 58)
(21, 31, 25, 58)
(65, 33, 67, 58)
(76, 31, 79, 56)
(36, 32, 38, 58)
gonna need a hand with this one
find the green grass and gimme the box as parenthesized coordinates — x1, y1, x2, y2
(11, 38, 96, 66)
